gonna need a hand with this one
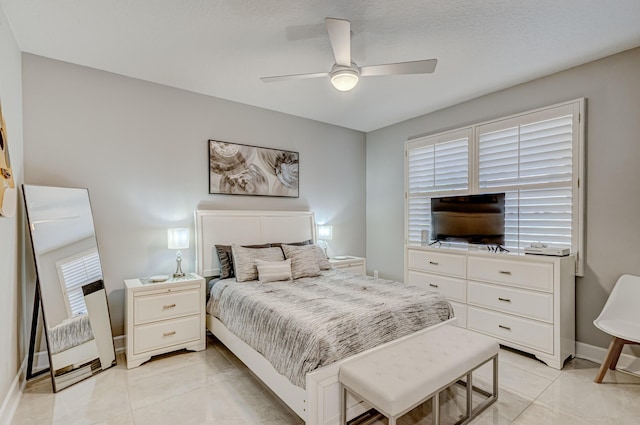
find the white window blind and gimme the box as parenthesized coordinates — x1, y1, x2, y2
(476, 104, 577, 252)
(406, 129, 471, 244)
(56, 249, 103, 318)
(405, 99, 584, 274)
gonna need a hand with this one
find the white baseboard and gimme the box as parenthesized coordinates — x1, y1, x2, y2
(114, 335, 125, 354)
(0, 358, 26, 425)
(576, 341, 640, 376)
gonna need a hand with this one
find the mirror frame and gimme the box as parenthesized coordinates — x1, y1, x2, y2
(23, 184, 116, 391)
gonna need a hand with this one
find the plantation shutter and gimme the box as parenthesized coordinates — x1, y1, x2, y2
(406, 128, 471, 244)
(57, 249, 103, 318)
(476, 104, 576, 251)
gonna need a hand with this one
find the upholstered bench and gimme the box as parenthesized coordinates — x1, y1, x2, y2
(339, 325, 499, 425)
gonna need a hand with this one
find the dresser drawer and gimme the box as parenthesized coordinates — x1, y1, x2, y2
(468, 281, 553, 322)
(407, 250, 465, 277)
(467, 257, 553, 292)
(468, 307, 553, 354)
(134, 289, 201, 325)
(449, 301, 467, 328)
(133, 314, 201, 354)
(407, 271, 466, 302)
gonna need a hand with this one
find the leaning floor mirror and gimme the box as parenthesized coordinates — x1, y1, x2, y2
(23, 185, 116, 392)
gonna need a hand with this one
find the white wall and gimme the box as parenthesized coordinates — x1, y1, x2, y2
(366, 47, 640, 350)
(0, 3, 25, 420)
(22, 54, 366, 337)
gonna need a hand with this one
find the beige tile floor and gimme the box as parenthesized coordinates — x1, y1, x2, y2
(10, 334, 640, 425)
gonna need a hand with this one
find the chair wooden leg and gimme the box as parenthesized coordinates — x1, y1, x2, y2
(595, 337, 625, 383)
(609, 337, 626, 370)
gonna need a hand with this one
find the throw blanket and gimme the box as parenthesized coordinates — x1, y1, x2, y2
(208, 269, 453, 388)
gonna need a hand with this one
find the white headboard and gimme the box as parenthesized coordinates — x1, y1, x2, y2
(194, 210, 316, 278)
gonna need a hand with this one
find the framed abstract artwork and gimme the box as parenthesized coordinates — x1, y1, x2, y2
(0, 99, 16, 217)
(208, 140, 299, 197)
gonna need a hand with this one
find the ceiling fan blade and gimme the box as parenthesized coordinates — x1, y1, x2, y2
(261, 72, 329, 83)
(325, 18, 351, 67)
(360, 59, 438, 77)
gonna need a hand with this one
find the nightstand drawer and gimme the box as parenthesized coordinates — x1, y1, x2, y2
(467, 256, 553, 292)
(134, 289, 200, 325)
(407, 271, 466, 302)
(334, 263, 365, 275)
(407, 250, 465, 277)
(468, 281, 553, 322)
(133, 315, 201, 354)
(468, 307, 553, 354)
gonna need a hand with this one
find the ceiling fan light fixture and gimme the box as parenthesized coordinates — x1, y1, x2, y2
(330, 69, 359, 91)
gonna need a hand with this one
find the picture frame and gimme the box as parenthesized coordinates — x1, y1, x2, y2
(208, 140, 299, 198)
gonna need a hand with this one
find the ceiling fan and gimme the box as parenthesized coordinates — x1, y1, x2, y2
(261, 18, 438, 92)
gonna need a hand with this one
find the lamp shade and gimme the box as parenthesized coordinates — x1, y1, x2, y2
(168, 228, 189, 249)
(317, 225, 333, 240)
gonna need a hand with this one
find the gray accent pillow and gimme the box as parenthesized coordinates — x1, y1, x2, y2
(215, 243, 271, 279)
(312, 245, 332, 270)
(232, 245, 285, 282)
(281, 244, 322, 279)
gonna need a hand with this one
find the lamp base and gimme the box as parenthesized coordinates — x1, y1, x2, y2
(173, 255, 185, 278)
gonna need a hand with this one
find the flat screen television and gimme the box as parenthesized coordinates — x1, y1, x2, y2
(431, 193, 505, 246)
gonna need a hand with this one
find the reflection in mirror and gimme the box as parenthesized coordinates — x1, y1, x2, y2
(23, 185, 116, 392)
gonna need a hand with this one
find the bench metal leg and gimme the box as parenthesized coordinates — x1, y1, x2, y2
(341, 384, 347, 425)
(432, 391, 439, 425)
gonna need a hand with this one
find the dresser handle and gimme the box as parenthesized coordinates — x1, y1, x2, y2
(498, 270, 512, 275)
(163, 331, 176, 337)
(498, 325, 511, 331)
(429, 261, 439, 265)
(429, 283, 439, 288)
(498, 297, 511, 303)
(163, 304, 176, 309)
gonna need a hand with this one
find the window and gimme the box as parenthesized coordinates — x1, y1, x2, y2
(56, 248, 103, 318)
(405, 99, 584, 275)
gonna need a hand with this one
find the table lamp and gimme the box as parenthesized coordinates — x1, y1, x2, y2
(168, 228, 189, 277)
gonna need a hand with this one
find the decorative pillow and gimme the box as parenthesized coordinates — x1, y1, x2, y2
(256, 259, 292, 283)
(269, 239, 313, 248)
(215, 243, 271, 279)
(281, 244, 322, 279)
(311, 245, 332, 270)
(215, 245, 235, 279)
(232, 245, 285, 282)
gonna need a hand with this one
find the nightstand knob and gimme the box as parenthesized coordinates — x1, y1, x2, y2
(163, 331, 176, 337)
(163, 303, 177, 309)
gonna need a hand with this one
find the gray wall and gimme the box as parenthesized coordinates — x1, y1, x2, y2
(0, 3, 25, 415)
(22, 54, 366, 337)
(366, 47, 640, 350)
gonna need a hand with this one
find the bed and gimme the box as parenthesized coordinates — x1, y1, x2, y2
(195, 210, 455, 425)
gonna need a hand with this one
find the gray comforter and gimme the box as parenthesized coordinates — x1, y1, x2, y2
(207, 269, 453, 388)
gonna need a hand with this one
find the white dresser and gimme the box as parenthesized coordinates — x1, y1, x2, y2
(124, 273, 206, 369)
(406, 246, 575, 369)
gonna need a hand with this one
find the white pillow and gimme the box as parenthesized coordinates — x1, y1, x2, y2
(256, 259, 292, 283)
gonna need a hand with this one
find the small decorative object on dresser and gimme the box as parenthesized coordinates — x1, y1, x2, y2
(329, 256, 366, 276)
(124, 273, 205, 369)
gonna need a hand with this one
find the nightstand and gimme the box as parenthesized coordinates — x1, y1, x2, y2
(329, 256, 366, 276)
(124, 273, 206, 369)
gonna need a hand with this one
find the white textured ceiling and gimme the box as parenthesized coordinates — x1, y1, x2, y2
(2, 0, 640, 132)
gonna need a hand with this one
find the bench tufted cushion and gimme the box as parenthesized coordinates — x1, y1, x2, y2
(339, 325, 498, 417)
